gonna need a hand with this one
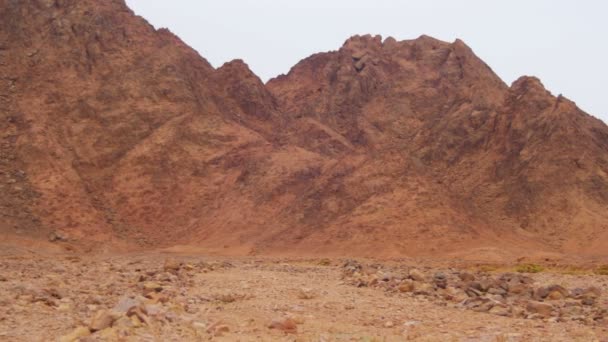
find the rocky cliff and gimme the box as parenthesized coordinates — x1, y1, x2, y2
(1, 0, 607, 257)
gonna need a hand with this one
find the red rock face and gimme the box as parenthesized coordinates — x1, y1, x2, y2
(1, 1, 608, 257)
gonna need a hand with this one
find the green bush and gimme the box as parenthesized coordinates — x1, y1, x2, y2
(515, 263, 544, 273)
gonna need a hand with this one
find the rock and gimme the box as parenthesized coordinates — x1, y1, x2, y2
(408, 269, 425, 282)
(546, 285, 569, 299)
(113, 296, 142, 314)
(489, 304, 512, 317)
(127, 305, 150, 325)
(464, 297, 494, 312)
(546, 290, 565, 300)
(465, 287, 482, 298)
(144, 304, 164, 317)
(380, 273, 393, 281)
(561, 303, 583, 317)
(0, 276, 7, 282)
(384, 321, 394, 328)
(487, 286, 507, 296)
(398, 280, 415, 293)
(414, 283, 434, 296)
(441, 286, 467, 302)
(458, 272, 475, 282)
(89, 310, 115, 332)
(48, 230, 68, 242)
(508, 282, 532, 296)
(526, 301, 554, 317)
(142, 281, 163, 293)
(192, 321, 207, 330)
(58, 326, 91, 342)
(582, 286, 601, 299)
(433, 272, 447, 289)
(297, 287, 316, 300)
(478, 279, 494, 292)
(581, 297, 595, 306)
(268, 318, 298, 333)
(468, 282, 483, 291)
(342, 260, 362, 275)
(216, 293, 236, 303)
(533, 287, 549, 300)
(84, 295, 102, 305)
(145, 292, 169, 304)
(57, 303, 71, 312)
(207, 323, 230, 336)
(163, 258, 182, 273)
(113, 316, 134, 329)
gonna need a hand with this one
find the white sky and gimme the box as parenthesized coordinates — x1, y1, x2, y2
(126, 0, 607, 123)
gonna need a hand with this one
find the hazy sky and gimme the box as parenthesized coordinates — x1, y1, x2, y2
(126, 0, 607, 123)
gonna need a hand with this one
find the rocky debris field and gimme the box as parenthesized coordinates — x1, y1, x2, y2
(0, 252, 607, 341)
(342, 260, 608, 326)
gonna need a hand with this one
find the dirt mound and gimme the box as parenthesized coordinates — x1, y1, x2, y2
(1, 1, 608, 258)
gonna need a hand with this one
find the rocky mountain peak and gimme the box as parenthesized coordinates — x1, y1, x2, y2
(2, 0, 608, 258)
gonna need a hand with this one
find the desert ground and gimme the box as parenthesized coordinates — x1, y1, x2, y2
(1, 242, 607, 342)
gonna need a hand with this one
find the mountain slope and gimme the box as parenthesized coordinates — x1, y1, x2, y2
(1, 1, 607, 257)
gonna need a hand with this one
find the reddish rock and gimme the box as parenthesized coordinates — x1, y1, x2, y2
(1, 0, 608, 259)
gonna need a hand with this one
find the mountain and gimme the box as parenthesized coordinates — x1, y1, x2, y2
(1, 0, 607, 258)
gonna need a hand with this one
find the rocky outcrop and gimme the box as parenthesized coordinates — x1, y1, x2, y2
(1, 0, 608, 257)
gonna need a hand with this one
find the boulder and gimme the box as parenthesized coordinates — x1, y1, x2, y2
(526, 301, 554, 317)
(89, 310, 115, 332)
(58, 326, 90, 342)
(398, 280, 415, 293)
(408, 269, 425, 282)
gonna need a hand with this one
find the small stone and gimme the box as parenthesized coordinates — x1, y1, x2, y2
(57, 303, 71, 312)
(0, 276, 7, 282)
(214, 325, 230, 336)
(414, 283, 434, 295)
(458, 272, 475, 282)
(433, 272, 447, 289)
(192, 321, 207, 329)
(297, 288, 316, 300)
(145, 292, 169, 304)
(89, 310, 115, 332)
(48, 230, 68, 242)
(384, 321, 394, 328)
(546, 290, 564, 300)
(487, 286, 507, 296)
(408, 269, 425, 282)
(489, 304, 512, 317)
(526, 301, 554, 317)
(465, 287, 482, 297)
(534, 286, 549, 300)
(547, 285, 569, 297)
(441, 286, 467, 302)
(58, 326, 91, 342)
(216, 293, 236, 303)
(163, 258, 182, 273)
(508, 283, 531, 296)
(207, 322, 230, 336)
(398, 280, 415, 293)
(142, 282, 163, 293)
(130, 315, 143, 327)
(113, 296, 141, 314)
(268, 318, 298, 334)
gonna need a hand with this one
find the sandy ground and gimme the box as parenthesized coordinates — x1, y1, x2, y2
(0, 247, 607, 342)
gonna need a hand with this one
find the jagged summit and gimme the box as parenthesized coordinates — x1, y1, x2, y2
(2, 0, 608, 258)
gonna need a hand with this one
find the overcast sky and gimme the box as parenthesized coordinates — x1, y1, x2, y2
(126, 0, 607, 123)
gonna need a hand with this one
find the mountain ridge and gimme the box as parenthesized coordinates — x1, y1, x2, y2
(1, 0, 608, 259)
